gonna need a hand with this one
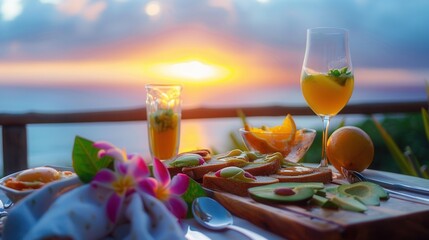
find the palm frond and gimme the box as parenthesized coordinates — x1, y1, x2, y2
(371, 116, 418, 176)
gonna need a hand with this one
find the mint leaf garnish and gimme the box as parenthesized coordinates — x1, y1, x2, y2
(328, 67, 351, 77)
(150, 109, 178, 132)
(328, 67, 353, 86)
(72, 136, 113, 183)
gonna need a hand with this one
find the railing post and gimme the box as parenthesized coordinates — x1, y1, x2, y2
(2, 125, 28, 175)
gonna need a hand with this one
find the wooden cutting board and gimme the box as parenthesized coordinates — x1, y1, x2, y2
(209, 185, 429, 240)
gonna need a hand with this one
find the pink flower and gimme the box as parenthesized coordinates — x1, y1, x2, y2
(91, 142, 149, 223)
(138, 158, 190, 219)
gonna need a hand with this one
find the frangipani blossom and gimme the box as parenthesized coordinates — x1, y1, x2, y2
(91, 142, 150, 223)
(138, 158, 190, 219)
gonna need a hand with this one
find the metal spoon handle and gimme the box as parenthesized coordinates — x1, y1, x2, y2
(393, 183, 429, 196)
(227, 225, 268, 240)
(386, 189, 429, 203)
(365, 178, 429, 196)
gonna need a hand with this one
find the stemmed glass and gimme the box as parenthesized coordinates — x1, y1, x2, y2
(300, 28, 354, 167)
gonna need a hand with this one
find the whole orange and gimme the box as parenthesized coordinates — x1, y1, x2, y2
(326, 126, 374, 172)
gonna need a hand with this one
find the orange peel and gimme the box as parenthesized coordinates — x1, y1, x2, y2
(239, 111, 298, 156)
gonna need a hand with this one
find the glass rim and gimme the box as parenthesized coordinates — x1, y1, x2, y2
(145, 84, 182, 89)
(307, 27, 348, 35)
(238, 127, 316, 134)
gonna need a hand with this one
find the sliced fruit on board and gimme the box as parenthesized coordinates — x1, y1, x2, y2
(248, 182, 324, 204)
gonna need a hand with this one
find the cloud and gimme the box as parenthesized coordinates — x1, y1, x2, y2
(57, 0, 106, 21)
(0, 0, 23, 21)
(0, 0, 428, 70)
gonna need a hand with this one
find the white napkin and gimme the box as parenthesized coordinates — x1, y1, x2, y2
(3, 177, 185, 240)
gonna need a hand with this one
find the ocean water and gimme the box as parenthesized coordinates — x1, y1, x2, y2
(0, 84, 426, 174)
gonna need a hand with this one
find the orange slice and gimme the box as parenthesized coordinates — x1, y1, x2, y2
(270, 114, 296, 143)
(247, 114, 298, 155)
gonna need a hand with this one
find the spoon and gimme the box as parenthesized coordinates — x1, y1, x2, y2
(192, 197, 268, 240)
(0, 200, 8, 218)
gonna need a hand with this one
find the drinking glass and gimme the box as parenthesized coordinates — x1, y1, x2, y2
(300, 28, 354, 167)
(145, 84, 182, 161)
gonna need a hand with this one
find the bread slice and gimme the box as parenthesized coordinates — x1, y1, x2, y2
(176, 149, 212, 161)
(203, 172, 279, 197)
(241, 154, 281, 176)
(181, 159, 230, 180)
(270, 166, 332, 183)
(176, 149, 248, 180)
(164, 149, 212, 177)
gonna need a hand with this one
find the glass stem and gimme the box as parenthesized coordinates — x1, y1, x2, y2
(320, 116, 331, 168)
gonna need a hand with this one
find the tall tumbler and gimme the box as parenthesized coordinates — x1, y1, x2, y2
(145, 84, 182, 161)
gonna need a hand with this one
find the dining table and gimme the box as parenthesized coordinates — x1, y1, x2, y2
(0, 167, 428, 240)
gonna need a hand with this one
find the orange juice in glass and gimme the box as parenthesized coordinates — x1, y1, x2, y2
(301, 70, 354, 116)
(146, 84, 182, 161)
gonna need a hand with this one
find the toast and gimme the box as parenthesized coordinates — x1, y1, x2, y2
(171, 149, 247, 180)
(164, 149, 211, 177)
(241, 152, 282, 176)
(183, 150, 283, 180)
(203, 171, 279, 197)
(181, 159, 230, 180)
(271, 166, 332, 183)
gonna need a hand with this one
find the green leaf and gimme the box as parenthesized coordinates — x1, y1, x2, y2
(181, 177, 207, 218)
(72, 136, 114, 183)
(333, 69, 340, 76)
(328, 68, 353, 86)
(422, 108, 429, 142)
(371, 116, 418, 176)
(229, 132, 248, 151)
(328, 68, 352, 78)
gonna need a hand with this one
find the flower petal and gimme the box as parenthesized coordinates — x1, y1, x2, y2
(93, 141, 116, 150)
(106, 193, 124, 223)
(129, 155, 150, 179)
(137, 178, 158, 197)
(169, 174, 189, 196)
(153, 158, 170, 186)
(165, 196, 188, 219)
(115, 160, 128, 175)
(105, 148, 126, 162)
(91, 169, 117, 189)
(97, 149, 107, 159)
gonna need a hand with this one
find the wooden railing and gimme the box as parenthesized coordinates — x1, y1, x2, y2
(0, 101, 426, 175)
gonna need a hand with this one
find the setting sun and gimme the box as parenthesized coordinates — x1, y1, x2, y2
(147, 60, 232, 82)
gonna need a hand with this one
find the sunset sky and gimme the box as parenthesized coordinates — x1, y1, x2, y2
(0, 0, 428, 108)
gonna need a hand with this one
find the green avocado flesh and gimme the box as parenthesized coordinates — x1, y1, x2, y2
(331, 196, 367, 212)
(310, 194, 338, 209)
(310, 195, 338, 209)
(338, 182, 389, 206)
(248, 183, 321, 203)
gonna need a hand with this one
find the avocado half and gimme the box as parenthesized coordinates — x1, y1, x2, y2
(338, 182, 389, 206)
(248, 182, 323, 203)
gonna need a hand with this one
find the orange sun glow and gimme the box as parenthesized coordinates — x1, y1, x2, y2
(147, 60, 231, 82)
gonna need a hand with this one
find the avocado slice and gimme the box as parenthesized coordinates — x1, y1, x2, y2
(330, 195, 368, 212)
(325, 186, 339, 194)
(360, 181, 389, 200)
(271, 182, 325, 190)
(338, 182, 389, 206)
(248, 183, 316, 203)
(311, 195, 338, 209)
(314, 189, 327, 197)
